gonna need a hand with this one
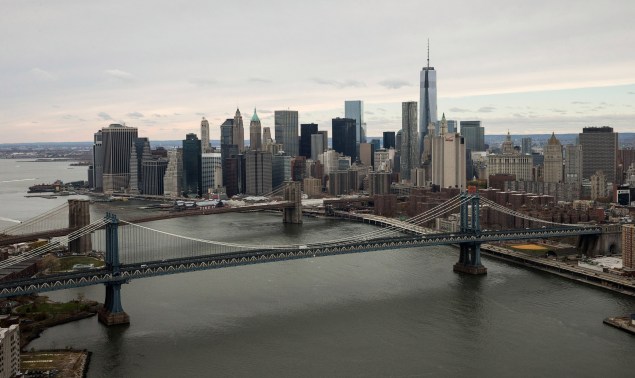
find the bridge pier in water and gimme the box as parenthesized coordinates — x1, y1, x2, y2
(283, 181, 303, 224)
(454, 242, 487, 275)
(98, 213, 130, 326)
(453, 192, 487, 275)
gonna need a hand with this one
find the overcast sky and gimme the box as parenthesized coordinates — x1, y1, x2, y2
(2, 0, 634, 143)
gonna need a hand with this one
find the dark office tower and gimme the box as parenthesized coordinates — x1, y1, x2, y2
(370, 139, 381, 152)
(579, 126, 618, 182)
(521, 137, 532, 155)
(272, 152, 292, 188)
(245, 150, 272, 195)
(332, 118, 357, 161)
(233, 108, 245, 152)
(419, 40, 437, 157)
(275, 110, 299, 157)
(345, 100, 366, 145)
(400, 102, 419, 181)
(92, 131, 103, 191)
(459, 121, 485, 152)
(95, 124, 138, 193)
(182, 133, 202, 197)
(300, 123, 318, 158)
(223, 156, 240, 197)
(200, 117, 210, 152)
(446, 120, 457, 134)
(249, 108, 262, 151)
(396, 130, 403, 154)
(220, 118, 234, 145)
(292, 156, 307, 182)
(130, 137, 151, 194)
(383, 131, 396, 149)
(141, 159, 168, 195)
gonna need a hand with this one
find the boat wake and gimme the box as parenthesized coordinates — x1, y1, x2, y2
(0, 217, 21, 223)
(1, 178, 37, 183)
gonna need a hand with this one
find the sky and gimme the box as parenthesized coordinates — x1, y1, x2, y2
(1, 0, 634, 143)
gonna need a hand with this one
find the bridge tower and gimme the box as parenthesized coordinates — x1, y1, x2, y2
(283, 181, 303, 224)
(453, 192, 487, 275)
(68, 199, 91, 253)
(98, 213, 130, 326)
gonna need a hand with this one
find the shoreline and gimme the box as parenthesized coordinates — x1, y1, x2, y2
(480, 244, 635, 297)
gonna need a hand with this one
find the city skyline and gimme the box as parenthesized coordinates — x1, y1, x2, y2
(2, 1, 635, 143)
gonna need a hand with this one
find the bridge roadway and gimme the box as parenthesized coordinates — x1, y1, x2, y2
(0, 226, 602, 298)
(0, 202, 294, 247)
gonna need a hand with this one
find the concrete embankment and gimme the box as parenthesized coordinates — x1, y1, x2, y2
(480, 244, 635, 297)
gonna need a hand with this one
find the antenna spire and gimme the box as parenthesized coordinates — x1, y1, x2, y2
(427, 38, 430, 68)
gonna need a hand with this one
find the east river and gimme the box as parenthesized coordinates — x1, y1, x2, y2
(1, 159, 635, 377)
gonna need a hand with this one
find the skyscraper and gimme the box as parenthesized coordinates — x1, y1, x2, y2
(200, 117, 210, 152)
(220, 118, 234, 145)
(182, 133, 202, 197)
(460, 121, 485, 152)
(233, 108, 245, 152)
(129, 137, 151, 194)
(419, 42, 437, 157)
(521, 137, 532, 155)
(274, 110, 299, 157)
(543, 133, 563, 183)
(163, 149, 183, 198)
(94, 123, 138, 193)
(141, 159, 168, 195)
(431, 114, 466, 189)
(564, 144, 583, 185)
(300, 123, 318, 158)
(249, 108, 262, 151)
(245, 150, 272, 195)
(332, 118, 357, 162)
(383, 131, 396, 149)
(344, 100, 365, 146)
(202, 152, 222, 194)
(310, 134, 325, 161)
(579, 126, 618, 182)
(400, 102, 419, 181)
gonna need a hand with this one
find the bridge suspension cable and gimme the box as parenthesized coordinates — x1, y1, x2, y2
(0, 202, 70, 236)
(479, 197, 585, 227)
(315, 194, 471, 246)
(0, 217, 110, 269)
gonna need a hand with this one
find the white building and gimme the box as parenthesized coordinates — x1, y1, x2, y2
(543, 132, 563, 183)
(487, 131, 532, 181)
(0, 325, 20, 378)
(431, 114, 466, 189)
(163, 149, 183, 198)
(201, 152, 222, 194)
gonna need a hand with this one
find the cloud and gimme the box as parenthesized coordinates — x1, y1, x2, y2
(629, 91, 635, 95)
(449, 107, 469, 113)
(97, 112, 113, 121)
(378, 79, 410, 89)
(366, 110, 375, 115)
(188, 78, 218, 87)
(62, 114, 74, 120)
(549, 108, 566, 114)
(104, 69, 134, 81)
(312, 78, 365, 89)
(195, 112, 206, 116)
(152, 113, 167, 118)
(571, 101, 590, 104)
(126, 112, 144, 118)
(478, 106, 496, 113)
(248, 77, 271, 84)
(30, 68, 56, 81)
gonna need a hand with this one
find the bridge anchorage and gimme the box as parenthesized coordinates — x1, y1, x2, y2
(453, 193, 487, 275)
(97, 213, 130, 326)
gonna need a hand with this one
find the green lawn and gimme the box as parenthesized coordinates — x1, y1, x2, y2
(57, 256, 104, 271)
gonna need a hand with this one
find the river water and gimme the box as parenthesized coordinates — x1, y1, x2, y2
(1, 159, 635, 377)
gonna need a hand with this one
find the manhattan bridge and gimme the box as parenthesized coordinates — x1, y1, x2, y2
(0, 183, 604, 325)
